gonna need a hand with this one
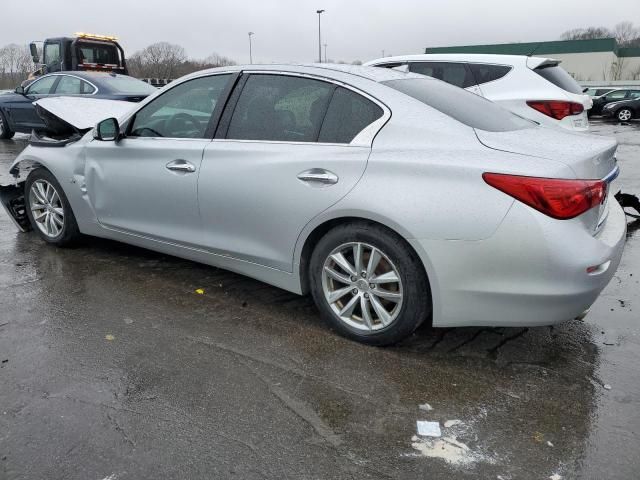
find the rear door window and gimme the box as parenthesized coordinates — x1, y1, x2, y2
(469, 64, 511, 85)
(54, 76, 82, 94)
(605, 90, 628, 101)
(408, 62, 476, 88)
(383, 77, 534, 132)
(226, 74, 334, 142)
(533, 64, 582, 94)
(318, 87, 383, 143)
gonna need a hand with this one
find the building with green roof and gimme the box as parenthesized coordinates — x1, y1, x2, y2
(425, 38, 640, 81)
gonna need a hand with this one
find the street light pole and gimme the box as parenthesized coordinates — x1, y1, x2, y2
(248, 32, 254, 64)
(316, 9, 325, 63)
(324, 43, 327, 63)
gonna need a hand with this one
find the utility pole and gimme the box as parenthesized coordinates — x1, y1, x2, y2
(382, 49, 385, 58)
(248, 32, 254, 64)
(324, 43, 328, 63)
(316, 9, 325, 63)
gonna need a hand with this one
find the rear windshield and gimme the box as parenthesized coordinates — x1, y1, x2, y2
(104, 76, 157, 95)
(382, 78, 534, 132)
(534, 64, 583, 94)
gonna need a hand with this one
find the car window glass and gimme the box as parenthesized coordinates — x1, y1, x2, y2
(226, 74, 334, 142)
(129, 74, 231, 139)
(102, 75, 156, 95)
(469, 64, 511, 85)
(54, 76, 82, 94)
(629, 91, 640, 99)
(81, 80, 96, 94)
(409, 62, 475, 88)
(383, 78, 534, 132)
(318, 87, 383, 143)
(606, 90, 627, 100)
(44, 43, 60, 65)
(27, 76, 57, 95)
(533, 65, 582, 94)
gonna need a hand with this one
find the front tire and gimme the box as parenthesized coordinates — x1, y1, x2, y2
(617, 108, 633, 122)
(0, 110, 15, 140)
(25, 168, 81, 247)
(309, 222, 431, 346)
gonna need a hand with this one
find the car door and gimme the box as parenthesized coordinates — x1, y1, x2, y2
(198, 72, 387, 271)
(83, 73, 233, 245)
(5, 75, 59, 130)
(408, 61, 481, 95)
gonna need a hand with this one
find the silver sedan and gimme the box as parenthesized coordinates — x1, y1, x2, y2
(1, 64, 626, 345)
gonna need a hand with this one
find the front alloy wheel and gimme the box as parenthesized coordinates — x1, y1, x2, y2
(617, 108, 632, 122)
(322, 242, 403, 331)
(29, 179, 65, 238)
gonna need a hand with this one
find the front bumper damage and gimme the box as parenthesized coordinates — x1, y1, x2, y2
(0, 181, 30, 232)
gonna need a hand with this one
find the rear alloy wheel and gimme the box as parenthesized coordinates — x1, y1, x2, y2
(310, 222, 431, 346)
(25, 169, 81, 246)
(0, 110, 15, 140)
(617, 108, 633, 122)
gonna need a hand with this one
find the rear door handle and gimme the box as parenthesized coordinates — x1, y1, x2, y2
(297, 168, 339, 186)
(166, 159, 196, 173)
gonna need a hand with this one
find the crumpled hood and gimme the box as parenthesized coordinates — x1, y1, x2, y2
(475, 126, 618, 179)
(33, 97, 135, 132)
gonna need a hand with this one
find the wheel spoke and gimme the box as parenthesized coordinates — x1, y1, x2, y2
(366, 248, 381, 278)
(328, 285, 353, 304)
(50, 190, 60, 206)
(339, 294, 359, 318)
(30, 203, 46, 212)
(369, 270, 399, 284)
(33, 183, 47, 204)
(45, 183, 52, 202)
(369, 294, 392, 326)
(330, 252, 356, 276)
(33, 211, 47, 222)
(324, 266, 351, 285)
(353, 243, 364, 274)
(360, 296, 374, 329)
(52, 207, 64, 217)
(372, 289, 402, 302)
(51, 213, 64, 227)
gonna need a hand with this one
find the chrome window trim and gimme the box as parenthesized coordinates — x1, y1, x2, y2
(32, 73, 99, 95)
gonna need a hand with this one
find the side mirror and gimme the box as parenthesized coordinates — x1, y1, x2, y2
(15, 86, 25, 95)
(29, 42, 39, 63)
(94, 118, 120, 141)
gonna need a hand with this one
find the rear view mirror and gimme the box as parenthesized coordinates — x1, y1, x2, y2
(94, 118, 120, 141)
(29, 42, 39, 63)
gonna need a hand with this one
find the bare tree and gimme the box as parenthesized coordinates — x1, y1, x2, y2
(0, 43, 34, 88)
(560, 22, 640, 46)
(612, 21, 639, 46)
(203, 53, 236, 67)
(129, 42, 187, 78)
(560, 26, 611, 40)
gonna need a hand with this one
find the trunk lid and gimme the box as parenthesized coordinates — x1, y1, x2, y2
(476, 126, 618, 235)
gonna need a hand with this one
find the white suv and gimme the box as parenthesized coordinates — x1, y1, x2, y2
(364, 54, 592, 131)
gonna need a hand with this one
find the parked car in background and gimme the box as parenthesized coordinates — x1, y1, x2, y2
(1, 64, 625, 346)
(365, 54, 592, 131)
(585, 87, 615, 97)
(601, 96, 640, 122)
(0, 71, 156, 139)
(589, 88, 640, 116)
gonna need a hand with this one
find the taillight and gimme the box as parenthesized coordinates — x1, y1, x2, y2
(483, 173, 606, 220)
(526, 100, 584, 120)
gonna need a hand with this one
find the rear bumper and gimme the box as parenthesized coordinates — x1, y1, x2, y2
(410, 198, 627, 327)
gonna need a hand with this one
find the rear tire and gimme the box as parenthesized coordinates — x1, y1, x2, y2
(309, 222, 431, 346)
(0, 110, 15, 140)
(617, 108, 633, 122)
(24, 168, 81, 247)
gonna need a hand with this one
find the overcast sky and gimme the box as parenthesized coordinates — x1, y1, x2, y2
(3, 0, 640, 64)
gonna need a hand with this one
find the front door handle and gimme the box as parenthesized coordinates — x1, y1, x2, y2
(297, 168, 339, 186)
(166, 159, 196, 173)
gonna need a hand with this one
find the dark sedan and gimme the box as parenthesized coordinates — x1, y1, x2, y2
(602, 97, 640, 122)
(0, 72, 156, 139)
(589, 88, 640, 116)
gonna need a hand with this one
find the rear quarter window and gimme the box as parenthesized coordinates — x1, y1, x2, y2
(469, 64, 512, 85)
(382, 78, 534, 132)
(533, 65, 583, 94)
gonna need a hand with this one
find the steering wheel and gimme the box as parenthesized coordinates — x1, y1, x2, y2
(165, 112, 202, 137)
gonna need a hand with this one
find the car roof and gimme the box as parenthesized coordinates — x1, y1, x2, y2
(177, 63, 425, 85)
(39, 71, 133, 81)
(364, 53, 555, 68)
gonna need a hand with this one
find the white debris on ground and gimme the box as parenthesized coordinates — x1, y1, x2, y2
(549, 474, 563, 480)
(416, 421, 441, 437)
(410, 406, 498, 467)
(418, 403, 433, 411)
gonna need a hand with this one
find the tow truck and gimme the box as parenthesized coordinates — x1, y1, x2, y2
(28, 32, 128, 79)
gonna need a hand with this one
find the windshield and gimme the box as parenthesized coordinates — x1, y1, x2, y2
(104, 76, 157, 95)
(382, 78, 534, 132)
(534, 64, 583, 94)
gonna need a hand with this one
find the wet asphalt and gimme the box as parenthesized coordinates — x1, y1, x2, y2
(0, 121, 638, 480)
